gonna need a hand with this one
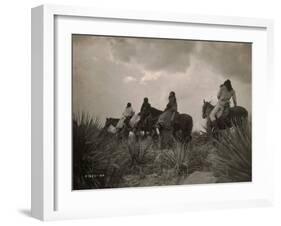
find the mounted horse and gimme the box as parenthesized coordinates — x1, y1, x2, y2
(156, 112, 193, 146)
(138, 107, 162, 136)
(104, 118, 119, 129)
(137, 107, 193, 145)
(104, 117, 134, 139)
(202, 99, 248, 134)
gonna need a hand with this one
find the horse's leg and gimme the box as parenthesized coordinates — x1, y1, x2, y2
(156, 127, 165, 149)
(206, 119, 213, 135)
(121, 126, 129, 140)
(172, 128, 178, 141)
(207, 119, 220, 140)
(182, 130, 191, 144)
(151, 127, 160, 146)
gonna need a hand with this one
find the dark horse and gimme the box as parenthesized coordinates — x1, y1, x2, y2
(138, 107, 193, 143)
(138, 107, 162, 135)
(202, 99, 248, 133)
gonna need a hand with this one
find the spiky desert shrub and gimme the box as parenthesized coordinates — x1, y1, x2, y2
(127, 134, 153, 166)
(72, 113, 129, 189)
(161, 141, 190, 176)
(212, 120, 252, 182)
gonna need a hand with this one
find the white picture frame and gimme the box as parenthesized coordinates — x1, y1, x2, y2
(31, 4, 274, 221)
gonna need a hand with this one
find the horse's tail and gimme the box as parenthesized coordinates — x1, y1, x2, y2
(230, 106, 248, 123)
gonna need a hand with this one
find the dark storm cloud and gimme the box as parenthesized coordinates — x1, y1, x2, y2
(110, 37, 196, 74)
(196, 42, 252, 83)
(109, 38, 251, 84)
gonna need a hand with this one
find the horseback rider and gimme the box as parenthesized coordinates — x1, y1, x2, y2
(210, 79, 237, 122)
(165, 91, 178, 121)
(140, 97, 151, 119)
(116, 102, 135, 130)
(157, 91, 178, 129)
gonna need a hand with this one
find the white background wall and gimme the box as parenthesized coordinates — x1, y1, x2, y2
(0, 0, 280, 225)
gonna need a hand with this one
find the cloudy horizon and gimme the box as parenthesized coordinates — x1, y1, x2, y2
(72, 35, 252, 131)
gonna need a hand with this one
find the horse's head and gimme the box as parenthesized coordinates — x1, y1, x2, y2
(104, 117, 116, 128)
(104, 118, 110, 127)
(202, 99, 213, 119)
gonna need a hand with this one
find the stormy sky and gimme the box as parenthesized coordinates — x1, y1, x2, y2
(72, 35, 252, 131)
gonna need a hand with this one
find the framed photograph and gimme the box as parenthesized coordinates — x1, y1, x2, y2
(31, 4, 274, 221)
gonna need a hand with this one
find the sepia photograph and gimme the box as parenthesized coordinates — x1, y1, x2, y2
(72, 34, 252, 190)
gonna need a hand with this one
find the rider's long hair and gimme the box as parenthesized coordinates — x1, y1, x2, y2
(224, 79, 233, 92)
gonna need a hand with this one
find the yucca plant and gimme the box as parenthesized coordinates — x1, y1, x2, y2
(127, 135, 152, 166)
(73, 113, 129, 189)
(72, 113, 102, 189)
(161, 140, 190, 176)
(212, 120, 252, 182)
